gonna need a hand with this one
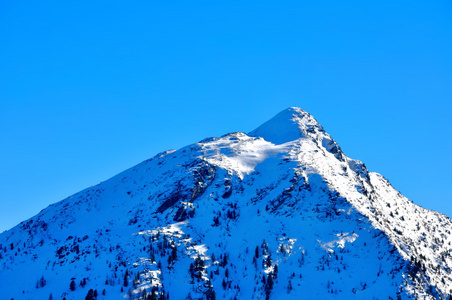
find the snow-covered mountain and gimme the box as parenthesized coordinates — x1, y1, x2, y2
(1, 107, 451, 300)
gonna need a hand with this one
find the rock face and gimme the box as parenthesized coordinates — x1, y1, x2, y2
(1, 107, 451, 300)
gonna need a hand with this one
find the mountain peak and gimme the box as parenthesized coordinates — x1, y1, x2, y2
(249, 107, 323, 144)
(2, 107, 452, 300)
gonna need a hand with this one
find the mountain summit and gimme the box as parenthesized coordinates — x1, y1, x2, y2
(249, 107, 323, 144)
(1, 108, 451, 300)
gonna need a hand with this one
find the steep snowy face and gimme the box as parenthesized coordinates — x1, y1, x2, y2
(0, 107, 451, 300)
(249, 109, 452, 297)
(249, 107, 344, 163)
(249, 107, 325, 144)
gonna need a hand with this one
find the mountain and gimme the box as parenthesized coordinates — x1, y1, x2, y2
(1, 107, 451, 300)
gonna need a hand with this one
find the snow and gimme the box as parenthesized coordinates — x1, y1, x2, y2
(320, 232, 359, 253)
(1, 107, 451, 300)
(199, 132, 292, 178)
(249, 107, 322, 144)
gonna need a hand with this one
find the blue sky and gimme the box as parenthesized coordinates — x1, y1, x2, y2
(1, 0, 451, 232)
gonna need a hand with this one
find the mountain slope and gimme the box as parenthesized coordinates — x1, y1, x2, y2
(1, 107, 451, 300)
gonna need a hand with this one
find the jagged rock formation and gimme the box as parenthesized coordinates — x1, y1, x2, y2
(1, 107, 451, 300)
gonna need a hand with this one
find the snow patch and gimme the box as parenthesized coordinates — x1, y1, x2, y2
(319, 232, 359, 253)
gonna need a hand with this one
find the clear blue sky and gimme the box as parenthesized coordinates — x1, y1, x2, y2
(1, 0, 451, 232)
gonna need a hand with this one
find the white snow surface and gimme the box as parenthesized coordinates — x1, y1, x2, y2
(1, 107, 451, 300)
(199, 132, 292, 178)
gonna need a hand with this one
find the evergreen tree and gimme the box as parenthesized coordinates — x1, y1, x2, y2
(193, 255, 205, 279)
(70, 280, 76, 291)
(123, 269, 129, 287)
(266, 275, 274, 290)
(141, 288, 147, 299)
(189, 263, 195, 279)
(171, 246, 177, 262)
(206, 288, 216, 300)
(85, 289, 95, 300)
(39, 276, 47, 288)
(255, 246, 260, 258)
(287, 280, 293, 292)
(265, 273, 274, 299)
(158, 290, 166, 300)
(150, 290, 158, 300)
(280, 244, 286, 255)
(266, 255, 272, 268)
(222, 278, 227, 290)
(220, 253, 228, 267)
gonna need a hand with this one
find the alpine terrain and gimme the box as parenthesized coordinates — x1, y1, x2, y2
(1, 107, 451, 300)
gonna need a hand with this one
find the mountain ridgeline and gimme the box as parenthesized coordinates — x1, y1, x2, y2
(1, 107, 451, 300)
